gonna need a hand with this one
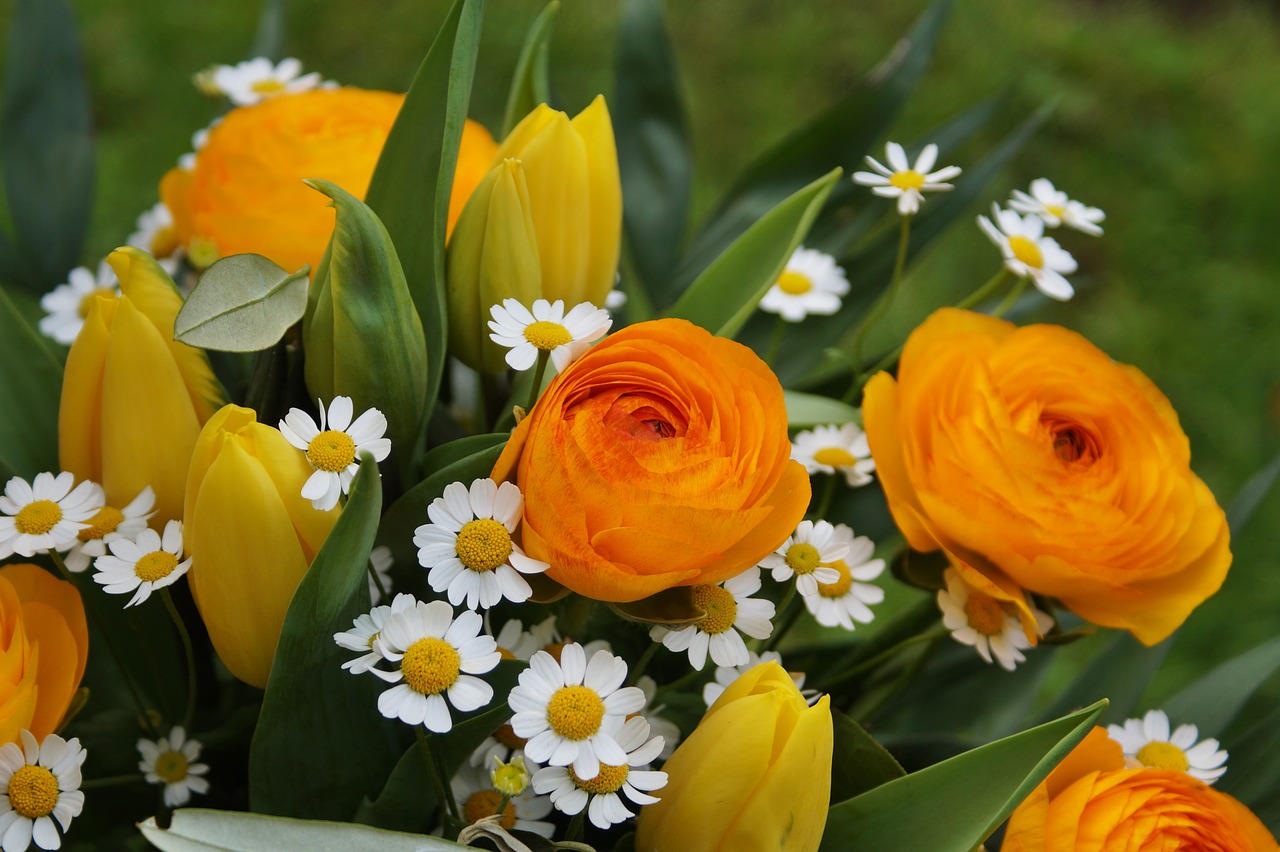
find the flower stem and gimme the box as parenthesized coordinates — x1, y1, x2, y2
(850, 215, 912, 386)
(627, 641, 660, 687)
(955, 267, 1012, 310)
(993, 277, 1029, 318)
(818, 627, 949, 691)
(525, 350, 550, 413)
(566, 812, 586, 842)
(763, 586, 802, 653)
(417, 727, 460, 831)
(367, 559, 388, 603)
(811, 474, 839, 521)
(764, 317, 788, 366)
(160, 588, 198, 730)
(81, 773, 146, 790)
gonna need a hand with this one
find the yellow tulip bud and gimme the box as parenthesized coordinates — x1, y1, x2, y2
(183, 404, 339, 688)
(635, 662, 833, 852)
(59, 247, 222, 525)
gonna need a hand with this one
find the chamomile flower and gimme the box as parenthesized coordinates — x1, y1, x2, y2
(648, 566, 775, 670)
(210, 57, 323, 106)
(936, 568, 1053, 672)
(334, 592, 417, 675)
(1106, 710, 1228, 785)
(791, 423, 876, 487)
(977, 205, 1079, 301)
(508, 643, 645, 781)
(126, 202, 183, 273)
(633, 676, 680, 759)
(702, 651, 808, 707)
(759, 246, 850, 322)
(0, 731, 86, 852)
(137, 727, 210, 807)
(367, 545, 394, 605)
(0, 473, 101, 560)
(61, 486, 154, 573)
(760, 520, 847, 596)
(1008, 178, 1105, 236)
(853, 142, 961, 216)
(492, 618, 542, 662)
(488, 299, 612, 372)
(279, 396, 392, 512)
(369, 599, 500, 733)
(92, 520, 191, 607)
(38, 262, 119, 345)
(801, 524, 885, 631)
(532, 716, 667, 830)
(414, 479, 549, 610)
(451, 760, 554, 838)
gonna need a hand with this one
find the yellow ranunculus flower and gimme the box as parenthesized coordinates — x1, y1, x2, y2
(183, 404, 339, 689)
(59, 248, 222, 525)
(635, 662, 832, 852)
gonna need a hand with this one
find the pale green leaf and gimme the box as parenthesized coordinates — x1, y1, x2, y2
(139, 809, 466, 851)
(174, 255, 309, 352)
(784, 390, 860, 428)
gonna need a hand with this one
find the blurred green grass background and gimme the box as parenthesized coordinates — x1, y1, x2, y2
(4, 0, 1277, 692)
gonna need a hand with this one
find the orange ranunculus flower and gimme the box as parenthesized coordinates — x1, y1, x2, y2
(1003, 727, 1278, 850)
(863, 308, 1230, 645)
(160, 88, 497, 273)
(492, 318, 810, 603)
(0, 564, 88, 744)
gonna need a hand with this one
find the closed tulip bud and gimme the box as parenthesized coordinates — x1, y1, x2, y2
(492, 95, 622, 307)
(635, 662, 832, 852)
(183, 404, 340, 688)
(445, 158, 542, 372)
(59, 247, 222, 525)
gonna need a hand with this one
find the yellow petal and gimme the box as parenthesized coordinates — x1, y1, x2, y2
(570, 95, 622, 306)
(516, 110, 591, 305)
(58, 295, 116, 484)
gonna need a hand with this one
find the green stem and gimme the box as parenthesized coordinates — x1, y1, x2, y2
(566, 812, 586, 842)
(627, 642, 660, 687)
(161, 589, 198, 730)
(993, 277, 1029, 318)
(817, 627, 948, 691)
(764, 317, 788, 366)
(417, 727, 460, 829)
(955, 267, 1012, 310)
(811, 474, 839, 521)
(655, 665, 708, 697)
(849, 215, 912, 387)
(367, 559, 389, 603)
(525, 350, 550, 413)
(763, 588, 801, 653)
(81, 773, 146, 790)
(859, 634, 945, 723)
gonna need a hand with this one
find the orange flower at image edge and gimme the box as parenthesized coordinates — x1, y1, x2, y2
(493, 318, 810, 603)
(863, 308, 1231, 645)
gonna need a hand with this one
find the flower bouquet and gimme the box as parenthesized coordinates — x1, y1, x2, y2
(0, 0, 1277, 850)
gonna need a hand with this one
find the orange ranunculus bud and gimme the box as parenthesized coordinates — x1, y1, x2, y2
(1003, 727, 1278, 850)
(863, 308, 1230, 645)
(183, 404, 339, 688)
(59, 248, 222, 526)
(0, 564, 88, 744)
(159, 88, 497, 273)
(635, 662, 832, 852)
(492, 318, 809, 602)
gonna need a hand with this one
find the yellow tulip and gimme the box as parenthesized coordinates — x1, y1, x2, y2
(59, 247, 222, 525)
(183, 404, 339, 688)
(635, 662, 833, 852)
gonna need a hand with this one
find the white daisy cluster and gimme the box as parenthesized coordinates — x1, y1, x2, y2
(761, 519, 887, 634)
(853, 141, 962, 216)
(936, 567, 1054, 672)
(759, 246, 850, 323)
(489, 298, 612, 373)
(1107, 709, 1228, 784)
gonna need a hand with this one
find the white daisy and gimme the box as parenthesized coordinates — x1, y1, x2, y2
(334, 592, 417, 675)
(1008, 178, 1105, 236)
(137, 726, 210, 808)
(126, 203, 183, 273)
(0, 730, 86, 852)
(209, 57, 323, 106)
(759, 246, 850, 323)
(800, 524, 885, 631)
(61, 486, 154, 574)
(977, 204, 1079, 301)
(0, 472, 102, 560)
(492, 619, 541, 662)
(1106, 710, 1228, 785)
(702, 651, 809, 708)
(648, 566, 775, 670)
(92, 519, 191, 608)
(367, 545, 394, 605)
(852, 142, 962, 215)
(38, 262, 119, 345)
(413, 479, 549, 610)
(508, 643, 645, 781)
(760, 520, 846, 596)
(368, 599, 500, 733)
(279, 397, 392, 512)
(531, 716, 667, 830)
(604, 289, 627, 311)
(487, 298, 612, 372)
(451, 760, 554, 838)
(791, 422, 876, 487)
(936, 568, 1053, 672)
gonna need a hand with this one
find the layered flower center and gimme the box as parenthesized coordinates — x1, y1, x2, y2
(546, 685, 605, 741)
(14, 500, 61, 535)
(775, 270, 814, 296)
(812, 446, 856, 467)
(463, 789, 517, 829)
(135, 551, 180, 583)
(1007, 236, 1044, 269)
(8, 765, 58, 819)
(570, 762, 629, 795)
(692, 584, 738, 634)
(784, 542, 822, 575)
(307, 429, 357, 472)
(154, 749, 190, 783)
(1044, 419, 1101, 466)
(817, 560, 853, 598)
(888, 169, 925, 191)
(455, 519, 513, 572)
(523, 320, 572, 351)
(400, 637, 461, 695)
(78, 505, 124, 542)
(963, 592, 1007, 636)
(1136, 741, 1191, 773)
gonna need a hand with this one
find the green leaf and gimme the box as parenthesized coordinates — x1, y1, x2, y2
(829, 709, 906, 803)
(1160, 635, 1280, 739)
(1227, 454, 1280, 535)
(249, 455, 396, 819)
(0, 286, 62, 478)
(501, 1, 558, 136)
(614, 0, 692, 304)
(139, 809, 467, 851)
(820, 700, 1106, 852)
(1217, 703, 1280, 805)
(0, 0, 94, 291)
(365, 0, 485, 428)
(668, 168, 840, 339)
(249, 0, 287, 61)
(420, 432, 509, 477)
(174, 255, 309, 352)
(783, 390, 860, 429)
(1042, 632, 1171, 726)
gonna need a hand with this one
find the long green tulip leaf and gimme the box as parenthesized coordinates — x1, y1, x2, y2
(501, 1, 559, 136)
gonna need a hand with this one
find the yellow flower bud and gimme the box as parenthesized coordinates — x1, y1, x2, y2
(182, 404, 339, 688)
(635, 662, 833, 852)
(491, 755, 531, 798)
(59, 247, 222, 525)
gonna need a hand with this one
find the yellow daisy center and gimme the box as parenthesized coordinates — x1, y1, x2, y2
(963, 593, 1007, 637)
(1136, 741, 1191, 773)
(570, 763, 629, 795)
(812, 447, 856, 468)
(400, 637, 461, 696)
(14, 500, 62, 535)
(775, 269, 813, 296)
(307, 429, 356, 472)
(818, 560, 853, 598)
(250, 78, 288, 95)
(8, 765, 59, 819)
(546, 685, 605, 741)
(135, 551, 179, 583)
(888, 169, 925, 191)
(462, 789, 517, 829)
(455, 519, 513, 573)
(494, 723, 528, 751)
(154, 749, 190, 783)
(785, 542, 822, 576)
(523, 320, 573, 351)
(692, 584, 738, 635)
(1007, 235, 1044, 269)
(1044, 203, 1067, 219)
(78, 505, 124, 541)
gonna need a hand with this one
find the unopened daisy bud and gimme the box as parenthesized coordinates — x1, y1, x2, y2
(492, 755, 531, 797)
